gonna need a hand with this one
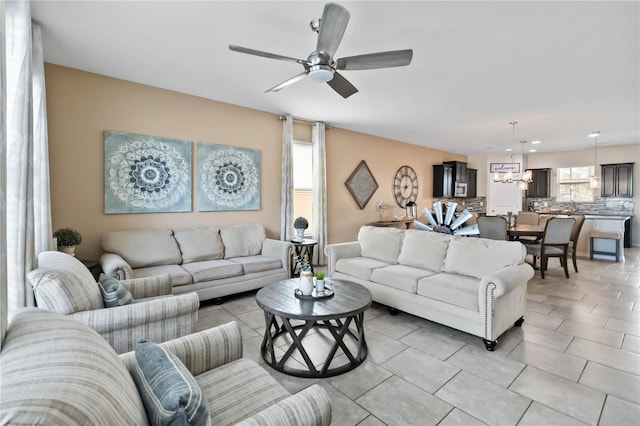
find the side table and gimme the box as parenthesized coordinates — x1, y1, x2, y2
(290, 239, 318, 277)
(81, 260, 102, 281)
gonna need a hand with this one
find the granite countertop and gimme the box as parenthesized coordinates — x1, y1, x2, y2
(584, 215, 632, 220)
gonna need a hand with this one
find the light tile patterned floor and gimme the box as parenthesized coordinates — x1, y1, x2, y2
(197, 248, 640, 426)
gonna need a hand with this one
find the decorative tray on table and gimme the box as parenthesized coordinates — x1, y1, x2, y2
(294, 288, 334, 300)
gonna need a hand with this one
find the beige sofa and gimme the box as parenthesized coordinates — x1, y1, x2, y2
(325, 226, 534, 350)
(100, 224, 292, 302)
(1, 309, 331, 425)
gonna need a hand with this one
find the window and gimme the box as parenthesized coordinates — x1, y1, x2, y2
(557, 166, 594, 202)
(292, 141, 314, 235)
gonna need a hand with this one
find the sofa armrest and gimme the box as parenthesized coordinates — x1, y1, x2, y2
(324, 242, 362, 276)
(262, 238, 294, 273)
(71, 292, 199, 334)
(120, 274, 172, 298)
(119, 321, 243, 377)
(236, 384, 331, 426)
(479, 263, 534, 311)
(99, 253, 133, 280)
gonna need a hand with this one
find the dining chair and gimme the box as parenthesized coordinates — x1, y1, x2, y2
(526, 217, 575, 278)
(515, 212, 540, 244)
(477, 216, 508, 240)
(568, 214, 586, 272)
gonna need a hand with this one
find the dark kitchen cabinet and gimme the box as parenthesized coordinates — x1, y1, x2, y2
(467, 168, 477, 198)
(601, 163, 633, 197)
(525, 168, 550, 198)
(433, 164, 453, 198)
(444, 161, 468, 183)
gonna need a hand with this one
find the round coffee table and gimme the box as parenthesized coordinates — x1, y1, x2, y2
(256, 279, 372, 378)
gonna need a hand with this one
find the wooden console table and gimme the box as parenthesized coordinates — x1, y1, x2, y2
(366, 219, 414, 229)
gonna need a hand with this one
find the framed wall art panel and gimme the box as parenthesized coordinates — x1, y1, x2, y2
(345, 160, 379, 210)
(104, 131, 192, 214)
(197, 142, 261, 211)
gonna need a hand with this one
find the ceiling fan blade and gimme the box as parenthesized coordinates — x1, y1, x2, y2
(336, 49, 413, 70)
(229, 45, 306, 65)
(327, 72, 358, 98)
(265, 72, 307, 93)
(316, 3, 350, 57)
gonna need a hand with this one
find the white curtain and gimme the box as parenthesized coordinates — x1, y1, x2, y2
(280, 114, 294, 241)
(3, 0, 52, 316)
(1, 0, 8, 347)
(312, 122, 327, 265)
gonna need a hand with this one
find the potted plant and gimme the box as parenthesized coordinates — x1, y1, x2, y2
(53, 227, 82, 256)
(293, 216, 309, 242)
(314, 271, 326, 296)
(296, 254, 313, 295)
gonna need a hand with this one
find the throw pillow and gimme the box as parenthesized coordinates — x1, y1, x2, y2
(98, 273, 134, 307)
(133, 340, 210, 426)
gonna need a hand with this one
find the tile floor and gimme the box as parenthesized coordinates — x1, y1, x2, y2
(197, 248, 640, 426)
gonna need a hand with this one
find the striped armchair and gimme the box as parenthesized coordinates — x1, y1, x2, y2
(27, 251, 199, 353)
(1, 310, 331, 425)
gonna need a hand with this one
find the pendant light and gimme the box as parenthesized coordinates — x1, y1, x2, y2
(493, 121, 534, 189)
(589, 131, 600, 189)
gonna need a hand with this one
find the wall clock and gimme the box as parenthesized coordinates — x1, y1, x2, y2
(393, 165, 418, 207)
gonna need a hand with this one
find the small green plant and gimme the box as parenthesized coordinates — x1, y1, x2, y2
(293, 216, 309, 230)
(296, 254, 311, 272)
(314, 272, 326, 280)
(53, 227, 82, 247)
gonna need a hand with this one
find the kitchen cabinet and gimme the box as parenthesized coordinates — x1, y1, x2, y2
(467, 168, 477, 198)
(525, 168, 550, 198)
(601, 163, 633, 197)
(433, 164, 453, 198)
(444, 161, 467, 183)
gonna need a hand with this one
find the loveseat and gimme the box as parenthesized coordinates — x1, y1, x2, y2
(0, 309, 331, 425)
(28, 251, 199, 354)
(325, 226, 534, 350)
(100, 224, 292, 302)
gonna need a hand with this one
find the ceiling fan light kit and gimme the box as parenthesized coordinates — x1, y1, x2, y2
(228, 2, 413, 98)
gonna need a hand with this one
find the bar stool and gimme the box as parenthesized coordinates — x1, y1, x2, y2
(589, 230, 622, 262)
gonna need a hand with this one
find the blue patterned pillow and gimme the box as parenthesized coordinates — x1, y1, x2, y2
(98, 273, 134, 307)
(133, 339, 210, 426)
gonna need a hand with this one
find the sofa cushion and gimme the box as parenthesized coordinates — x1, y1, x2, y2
(0, 309, 147, 425)
(174, 227, 224, 263)
(371, 264, 437, 294)
(397, 230, 451, 272)
(98, 273, 135, 307)
(133, 264, 193, 287)
(220, 224, 266, 259)
(227, 255, 283, 274)
(181, 260, 244, 283)
(443, 237, 526, 279)
(358, 226, 404, 264)
(133, 339, 210, 426)
(196, 358, 290, 425)
(29, 268, 104, 314)
(417, 273, 480, 311)
(335, 257, 391, 281)
(103, 229, 182, 268)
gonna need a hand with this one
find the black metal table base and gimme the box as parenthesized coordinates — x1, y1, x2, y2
(260, 311, 367, 378)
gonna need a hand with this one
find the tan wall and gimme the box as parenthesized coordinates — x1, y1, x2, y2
(45, 64, 465, 260)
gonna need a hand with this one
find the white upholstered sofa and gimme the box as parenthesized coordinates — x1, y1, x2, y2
(0, 309, 331, 425)
(100, 224, 292, 302)
(325, 226, 534, 350)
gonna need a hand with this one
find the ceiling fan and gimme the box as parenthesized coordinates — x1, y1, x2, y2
(229, 2, 413, 98)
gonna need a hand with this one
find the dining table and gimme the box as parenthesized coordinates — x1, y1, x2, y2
(507, 224, 544, 241)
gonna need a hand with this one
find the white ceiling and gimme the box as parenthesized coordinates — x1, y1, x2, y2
(32, 1, 639, 155)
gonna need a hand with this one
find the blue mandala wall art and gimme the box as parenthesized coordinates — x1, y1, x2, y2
(104, 131, 192, 213)
(197, 142, 261, 211)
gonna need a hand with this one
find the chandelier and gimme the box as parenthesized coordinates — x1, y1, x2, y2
(589, 131, 600, 189)
(493, 121, 533, 190)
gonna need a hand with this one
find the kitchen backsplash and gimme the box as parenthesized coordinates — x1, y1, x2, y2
(525, 197, 634, 216)
(432, 197, 487, 215)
